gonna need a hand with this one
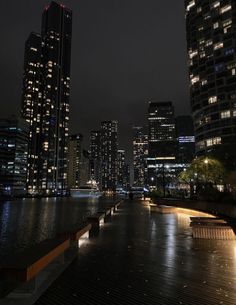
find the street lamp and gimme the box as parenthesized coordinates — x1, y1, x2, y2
(204, 158, 209, 183)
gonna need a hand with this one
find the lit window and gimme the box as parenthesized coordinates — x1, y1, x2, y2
(220, 5, 231, 14)
(213, 22, 219, 29)
(189, 50, 198, 59)
(211, 1, 220, 9)
(208, 96, 217, 104)
(220, 110, 231, 119)
(214, 42, 223, 50)
(190, 75, 200, 85)
(205, 40, 213, 47)
(206, 137, 221, 147)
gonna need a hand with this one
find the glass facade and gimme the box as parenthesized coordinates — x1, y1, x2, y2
(132, 126, 148, 187)
(21, 2, 72, 194)
(101, 121, 118, 191)
(185, 0, 236, 168)
(0, 118, 29, 196)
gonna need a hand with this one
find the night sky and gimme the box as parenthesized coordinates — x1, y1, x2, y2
(0, 0, 190, 161)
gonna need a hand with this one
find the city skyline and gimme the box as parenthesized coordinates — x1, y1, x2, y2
(0, 0, 190, 159)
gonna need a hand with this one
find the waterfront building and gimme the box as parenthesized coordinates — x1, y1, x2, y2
(100, 121, 118, 191)
(67, 134, 83, 189)
(132, 126, 148, 187)
(79, 150, 90, 186)
(147, 101, 178, 188)
(176, 115, 195, 163)
(21, 32, 43, 194)
(21, 1, 72, 194)
(185, 0, 236, 169)
(90, 130, 101, 185)
(117, 149, 130, 189)
(0, 117, 29, 196)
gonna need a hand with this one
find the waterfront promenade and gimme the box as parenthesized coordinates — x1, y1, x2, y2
(34, 199, 236, 305)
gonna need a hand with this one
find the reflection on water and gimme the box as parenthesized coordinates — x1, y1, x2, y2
(0, 196, 112, 258)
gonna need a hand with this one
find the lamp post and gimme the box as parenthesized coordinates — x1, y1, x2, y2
(204, 158, 209, 183)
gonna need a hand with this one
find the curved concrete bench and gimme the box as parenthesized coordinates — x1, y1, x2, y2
(1, 238, 69, 283)
(59, 224, 92, 247)
(87, 213, 105, 228)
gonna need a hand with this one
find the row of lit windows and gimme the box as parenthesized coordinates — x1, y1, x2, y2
(196, 136, 222, 150)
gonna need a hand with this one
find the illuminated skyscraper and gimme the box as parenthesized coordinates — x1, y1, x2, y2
(101, 121, 118, 191)
(41, 2, 72, 193)
(21, 2, 72, 194)
(117, 149, 130, 189)
(185, 0, 236, 168)
(148, 101, 177, 159)
(67, 134, 83, 189)
(90, 130, 101, 184)
(21, 32, 43, 193)
(147, 101, 178, 188)
(132, 126, 148, 187)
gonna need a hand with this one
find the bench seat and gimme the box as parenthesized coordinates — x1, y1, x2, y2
(1, 238, 69, 282)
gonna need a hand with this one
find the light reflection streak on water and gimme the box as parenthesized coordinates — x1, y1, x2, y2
(0, 196, 111, 258)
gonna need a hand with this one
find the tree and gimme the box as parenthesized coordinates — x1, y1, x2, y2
(179, 157, 225, 198)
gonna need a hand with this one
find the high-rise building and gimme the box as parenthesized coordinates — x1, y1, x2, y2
(67, 134, 83, 189)
(21, 2, 72, 194)
(132, 126, 148, 187)
(90, 130, 101, 184)
(41, 2, 72, 193)
(148, 101, 177, 159)
(147, 101, 178, 189)
(0, 117, 29, 196)
(100, 121, 118, 191)
(21, 32, 43, 193)
(185, 0, 236, 168)
(176, 115, 195, 163)
(117, 149, 130, 189)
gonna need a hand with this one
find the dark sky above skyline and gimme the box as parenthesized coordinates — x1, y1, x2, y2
(0, 0, 190, 161)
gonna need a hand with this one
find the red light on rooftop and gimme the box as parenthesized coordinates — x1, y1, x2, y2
(44, 5, 50, 10)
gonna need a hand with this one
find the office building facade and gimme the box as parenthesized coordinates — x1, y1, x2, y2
(67, 134, 83, 189)
(185, 0, 236, 168)
(132, 126, 148, 187)
(147, 101, 180, 190)
(176, 115, 195, 163)
(100, 121, 118, 191)
(0, 117, 29, 196)
(90, 130, 101, 185)
(117, 149, 130, 189)
(21, 2, 72, 194)
(21, 32, 43, 193)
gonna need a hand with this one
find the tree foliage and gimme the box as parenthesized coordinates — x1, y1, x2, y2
(179, 156, 225, 185)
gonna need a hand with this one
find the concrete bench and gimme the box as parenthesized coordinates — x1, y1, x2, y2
(1, 238, 69, 284)
(59, 224, 92, 247)
(87, 213, 105, 228)
(192, 223, 235, 240)
(114, 201, 121, 211)
(98, 209, 113, 222)
(149, 204, 176, 214)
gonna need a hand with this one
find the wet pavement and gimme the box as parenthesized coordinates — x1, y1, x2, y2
(35, 200, 236, 305)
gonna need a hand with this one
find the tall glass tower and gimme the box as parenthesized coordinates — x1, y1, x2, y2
(185, 0, 236, 168)
(101, 121, 118, 191)
(41, 2, 72, 193)
(21, 2, 72, 194)
(21, 32, 43, 193)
